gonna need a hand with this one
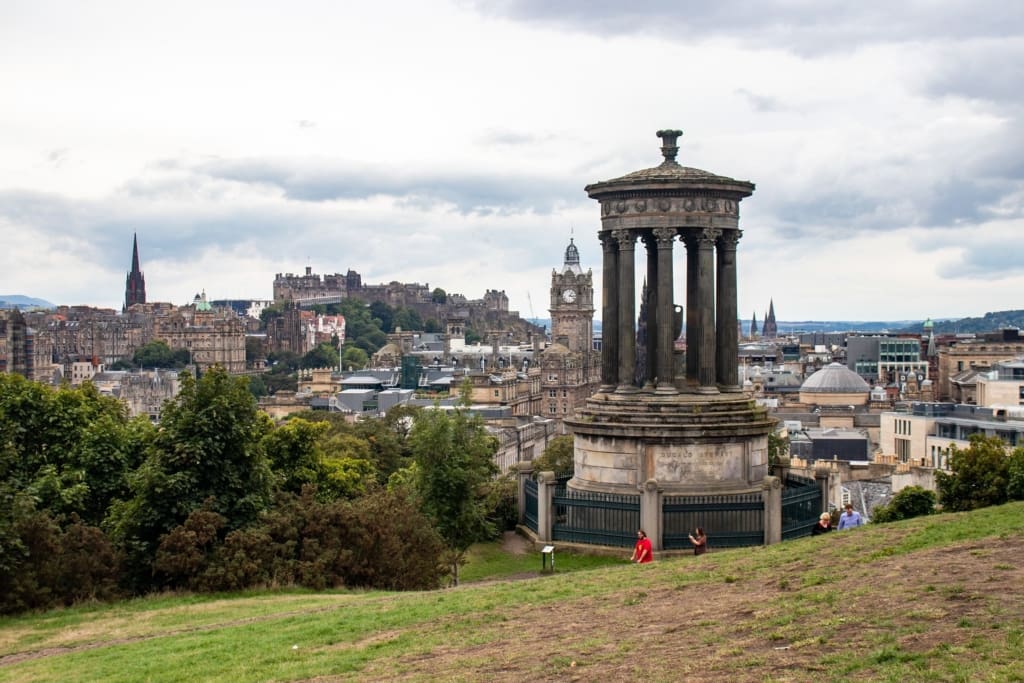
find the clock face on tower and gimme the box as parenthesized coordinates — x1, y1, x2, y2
(562, 288, 577, 303)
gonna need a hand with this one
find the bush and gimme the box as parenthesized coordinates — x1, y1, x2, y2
(1008, 448, 1024, 501)
(198, 486, 446, 592)
(936, 435, 1011, 511)
(871, 486, 936, 523)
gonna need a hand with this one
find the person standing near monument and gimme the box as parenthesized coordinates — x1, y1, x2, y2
(630, 529, 653, 563)
(837, 503, 864, 530)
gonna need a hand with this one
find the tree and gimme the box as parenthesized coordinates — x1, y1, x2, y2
(111, 367, 274, 586)
(245, 336, 265, 365)
(870, 485, 936, 523)
(369, 301, 394, 333)
(393, 306, 423, 332)
(301, 342, 340, 370)
(936, 435, 1011, 511)
(342, 347, 369, 370)
(133, 340, 189, 369)
(530, 434, 574, 477)
(408, 405, 498, 585)
(431, 288, 447, 304)
(1009, 448, 1024, 501)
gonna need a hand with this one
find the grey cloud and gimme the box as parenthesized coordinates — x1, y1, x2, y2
(923, 40, 1024, 105)
(45, 148, 70, 167)
(476, 128, 556, 146)
(468, 1, 1024, 55)
(938, 242, 1024, 280)
(735, 89, 785, 113)
(185, 158, 582, 215)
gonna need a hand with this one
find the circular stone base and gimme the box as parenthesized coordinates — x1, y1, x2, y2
(564, 391, 773, 495)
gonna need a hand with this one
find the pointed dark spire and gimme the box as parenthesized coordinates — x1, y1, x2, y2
(763, 299, 778, 338)
(124, 233, 146, 312)
(749, 311, 758, 338)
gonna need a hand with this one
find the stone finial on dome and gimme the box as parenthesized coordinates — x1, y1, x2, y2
(656, 129, 683, 165)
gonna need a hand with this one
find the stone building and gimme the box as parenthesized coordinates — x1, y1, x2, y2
(937, 338, 1024, 401)
(537, 238, 601, 425)
(153, 292, 246, 374)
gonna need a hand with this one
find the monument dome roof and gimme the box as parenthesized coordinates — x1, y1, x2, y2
(585, 129, 754, 196)
(801, 363, 870, 393)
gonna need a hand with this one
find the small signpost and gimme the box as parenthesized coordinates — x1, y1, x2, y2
(541, 545, 555, 572)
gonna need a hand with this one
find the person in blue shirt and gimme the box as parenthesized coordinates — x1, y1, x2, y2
(837, 503, 863, 530)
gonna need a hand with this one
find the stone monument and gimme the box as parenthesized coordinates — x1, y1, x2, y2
(566, 129, 773, 507)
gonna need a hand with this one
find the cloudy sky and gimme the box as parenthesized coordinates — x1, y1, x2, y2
(2, 1, 1021, 322)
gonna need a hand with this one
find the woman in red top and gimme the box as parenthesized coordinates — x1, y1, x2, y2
(630, 529, 653, 563)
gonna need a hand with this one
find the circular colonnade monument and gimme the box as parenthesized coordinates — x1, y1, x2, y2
(566, 129, 773, 498)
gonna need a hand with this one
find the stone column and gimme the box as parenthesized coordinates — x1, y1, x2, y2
(599, 232, 618, 392)
(614, 229, 639, 393)
(640, 479, 662, 551)
(536, 471, 556, 543)
(683, 233, 699, 385)
(814, 462, 832, 516)
(716, 229, 741, 390)
(696, 228, 721, 392)
(653, 227, 678, 393)
(762, 475, 782, 545)
(642, 232, 658, 390)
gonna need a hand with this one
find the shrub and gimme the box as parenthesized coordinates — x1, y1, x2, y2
(936, 435, 1011, 511)
(871, 486, 936, 523)
(153, 508, 227, 589)
(1008, 448, 1024, 501)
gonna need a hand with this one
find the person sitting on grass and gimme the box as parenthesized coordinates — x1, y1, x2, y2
(630, 529, 653, 564)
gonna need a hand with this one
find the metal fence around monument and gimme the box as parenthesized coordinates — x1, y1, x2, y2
(662, 492, 765, 549)
(523, 477, 538, 533)
(551, 478, 640, 548)
(781, 474, 822, 540)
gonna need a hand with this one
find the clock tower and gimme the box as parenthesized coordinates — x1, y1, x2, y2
(539, 237, 601, 426)
(550, 238, 595, 354)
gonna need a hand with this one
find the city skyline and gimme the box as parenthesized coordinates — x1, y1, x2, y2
(2, 1, 1021, 320)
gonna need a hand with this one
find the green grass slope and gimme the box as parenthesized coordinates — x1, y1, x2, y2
(2, 502, 1023, 682)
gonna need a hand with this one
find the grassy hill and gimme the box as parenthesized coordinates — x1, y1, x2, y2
(1, 502, 1022, 682)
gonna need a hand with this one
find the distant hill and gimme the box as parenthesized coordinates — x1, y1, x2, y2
(0, 295, 55, 310)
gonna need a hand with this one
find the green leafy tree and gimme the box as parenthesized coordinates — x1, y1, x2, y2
(424, 318, 441, 333)
(111, 367, 274, 586)
(369, 301, 394, 333)
(1008, 448, 1024, 501)
(262, 418, 331, 495)
(393, 307, 423, 332)
(870, 485, 936, 523)
(267, 350, 301, 373)
(408, 404, 498, 585)
(431, 288, 447, 304)
(245, 336, 265, 365)
(301, 342, 340, 369)
(133, 340, 190, 369)
(342, 346, 369, 370)
(936, 434, 1011, 511)
(0, 374, 149, 526)
(259, 303, 284, 325)
(530, 434, 574, 477)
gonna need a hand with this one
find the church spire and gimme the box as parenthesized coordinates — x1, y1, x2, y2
(124, 233, 146, 312)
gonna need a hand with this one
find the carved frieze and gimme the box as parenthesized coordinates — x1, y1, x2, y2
(601, 196, 740, 218)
